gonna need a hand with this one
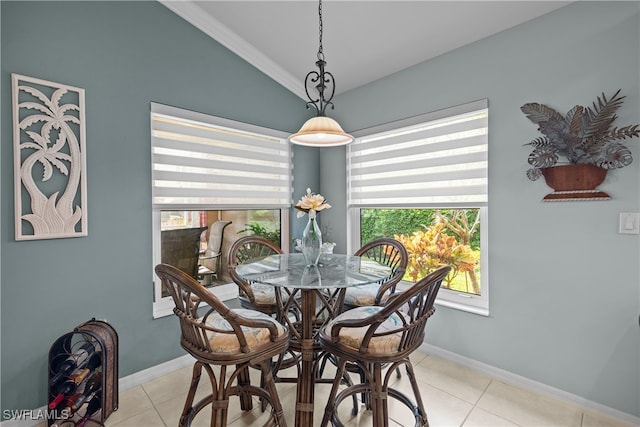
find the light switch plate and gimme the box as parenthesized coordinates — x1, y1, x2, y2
(619, 212, 640, 234)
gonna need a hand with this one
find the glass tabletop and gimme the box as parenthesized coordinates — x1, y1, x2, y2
(235, 253, 391, 290)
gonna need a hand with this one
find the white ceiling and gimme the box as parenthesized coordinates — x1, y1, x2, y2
(160, 1, 572, 99)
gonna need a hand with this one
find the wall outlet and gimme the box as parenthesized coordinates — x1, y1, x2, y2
(619, 212, 640, 234)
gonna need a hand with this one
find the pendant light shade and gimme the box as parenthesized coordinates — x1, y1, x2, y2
(288, 0, 353, 147)
(289, 116, 354, 147)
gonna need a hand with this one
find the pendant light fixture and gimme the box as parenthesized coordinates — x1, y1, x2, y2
(288, 0, 354, 147)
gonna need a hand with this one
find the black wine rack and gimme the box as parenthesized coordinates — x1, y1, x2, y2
(47, 319, 118, 426)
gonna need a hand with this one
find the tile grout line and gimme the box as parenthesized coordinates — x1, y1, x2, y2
(459, 377, 494, 426)
(140, 383, 169, 427)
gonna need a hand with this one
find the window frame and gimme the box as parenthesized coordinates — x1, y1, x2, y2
(150, 103, 291, 318)
(347, 99, 489, 316)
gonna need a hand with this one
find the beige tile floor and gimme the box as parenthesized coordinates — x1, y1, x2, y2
(96, 350, 636, 427)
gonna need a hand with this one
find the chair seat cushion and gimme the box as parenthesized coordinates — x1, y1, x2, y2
(324, 306, 407, 354)
(249, 283, 281, 305)
(203, 308, 285, 353)
(343, 284, 390, 306)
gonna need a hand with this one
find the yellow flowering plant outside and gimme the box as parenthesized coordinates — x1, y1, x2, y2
(395, 223, 479, 289)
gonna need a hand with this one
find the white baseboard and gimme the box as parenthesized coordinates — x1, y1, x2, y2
(118, 353, 194, 392)
(419, 342, 640, 426)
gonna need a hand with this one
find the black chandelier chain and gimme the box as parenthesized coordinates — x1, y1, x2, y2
(317, 0, 324, 61)
(304, 0, 336, 117)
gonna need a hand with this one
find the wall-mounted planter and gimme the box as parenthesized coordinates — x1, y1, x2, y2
(521, 90, 639, 202)
(540, 164, 610, 201)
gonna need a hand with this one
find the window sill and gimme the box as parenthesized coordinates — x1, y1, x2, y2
(396, 279, 489, 317)
(435, 297, 489, 317)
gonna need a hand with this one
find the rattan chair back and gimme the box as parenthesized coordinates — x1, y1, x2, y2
(319, 265, 451, 427)
(155, 263, 289, 426)
(228, 236, 284, 315)
(345, 238, 409, 308)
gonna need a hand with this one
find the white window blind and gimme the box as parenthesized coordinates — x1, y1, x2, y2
(151, 103, 291, 209)
(348, 99, 488, 208)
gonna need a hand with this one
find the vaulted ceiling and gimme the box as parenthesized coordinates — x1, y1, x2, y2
(161, 1, 572, 99)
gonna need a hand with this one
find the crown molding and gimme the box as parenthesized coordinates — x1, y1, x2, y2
(159, 0, 306, 100)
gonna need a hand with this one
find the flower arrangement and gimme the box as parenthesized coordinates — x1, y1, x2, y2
(294, 188, 331, 219)
(295, 188, 331, 266)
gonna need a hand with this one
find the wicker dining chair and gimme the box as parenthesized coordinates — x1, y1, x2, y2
(227, 235, 303, 405)
(228, 236, 288, 317)
(155, 263, 289, 427)
(319, 265, 451, 427)
(343, 238, 409, 310)
(318, 238, 408, 388)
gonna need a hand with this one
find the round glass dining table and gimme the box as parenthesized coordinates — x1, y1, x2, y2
(235, 252, 391, 427)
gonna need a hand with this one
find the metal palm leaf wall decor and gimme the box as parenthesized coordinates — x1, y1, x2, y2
(522, 89, 639, 180)
(521, 90, 639, 201)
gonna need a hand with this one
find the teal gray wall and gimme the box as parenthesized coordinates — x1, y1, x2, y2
(2, 0, 639, 420)
(291, 145, 321, 248)
(0, 0, 312, 414)
(327, 1, 639, 417)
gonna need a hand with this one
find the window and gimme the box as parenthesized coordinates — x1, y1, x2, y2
(347, 99, 489, 315)
(158, 209, 282, 299)
(151, 103, 291, 318)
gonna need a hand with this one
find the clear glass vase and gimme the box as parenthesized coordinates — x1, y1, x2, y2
(301, 216, 322, 266)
